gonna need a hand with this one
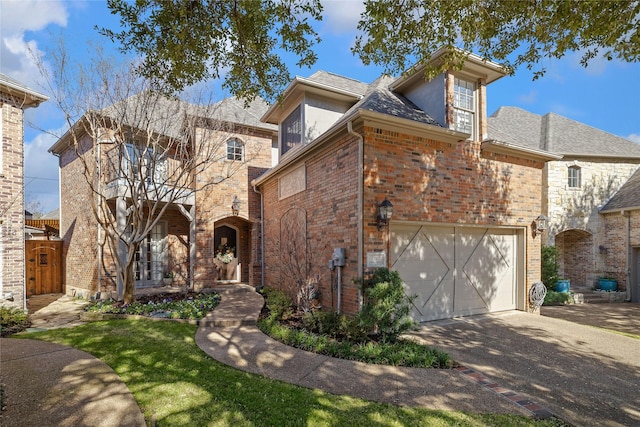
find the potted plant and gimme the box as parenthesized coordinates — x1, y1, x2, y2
(598, 276, 618, 291)
(163, 272, 173, 286)
(555, 278, 570, 293)
(215, 245, 237, 280)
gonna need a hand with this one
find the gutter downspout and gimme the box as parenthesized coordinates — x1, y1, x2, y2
(347, 120, 364, 309)
(252, 184, 265, 290)
(625, 210, 631, 302)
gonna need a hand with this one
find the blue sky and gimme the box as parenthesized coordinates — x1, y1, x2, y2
(2, 0, 639, 214)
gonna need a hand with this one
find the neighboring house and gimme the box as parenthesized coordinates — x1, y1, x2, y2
(24, 219, 60, 240)
(488, 107, 640, 293)
(254, 49, 559, 322)
(49, 95, 275, 299)
(0, 73, 48, 309)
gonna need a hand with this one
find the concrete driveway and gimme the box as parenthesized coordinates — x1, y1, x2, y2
(408, 306, 640, 427)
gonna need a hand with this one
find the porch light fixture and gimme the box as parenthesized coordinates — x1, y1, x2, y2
(532, 214, 547, 238)
(231, 195, 240, 216)
(377, 198, 394, 231)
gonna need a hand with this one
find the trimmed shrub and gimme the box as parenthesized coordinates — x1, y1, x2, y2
(542, 246, 560, 291)
(356, 268, 417, 343)
(261, 287, 293, 321)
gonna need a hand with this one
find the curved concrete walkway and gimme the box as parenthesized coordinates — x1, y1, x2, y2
(195, 287, 543, 417)
(17, 289, 635, 425)
(0, 338, 145, 427)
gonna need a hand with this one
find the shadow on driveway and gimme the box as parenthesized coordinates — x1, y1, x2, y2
(541, 303, 640, 336)
(409, 310, 640, 427)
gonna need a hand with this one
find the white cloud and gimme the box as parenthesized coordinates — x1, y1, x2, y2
(321, 0, 365, 35)
(0, 0, 68, 88)
(0, 0, 67, 34)
(23, 124, 66, 212)
(627, 134, 640, 144)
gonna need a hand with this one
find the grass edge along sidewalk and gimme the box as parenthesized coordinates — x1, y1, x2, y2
(18, 319, 566, 426)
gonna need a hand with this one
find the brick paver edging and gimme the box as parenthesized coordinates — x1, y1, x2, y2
(455, 366, 556, 420)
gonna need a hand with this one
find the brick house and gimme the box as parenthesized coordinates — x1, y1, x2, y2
(488, 107, 640, 294)
(49, 95, 275, 299)
(0, 73, 48, 310)
(600, 169, 640, 302)
(254, 50, 559, 322)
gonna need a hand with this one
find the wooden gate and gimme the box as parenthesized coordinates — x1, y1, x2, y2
(25, 240, 63, 296)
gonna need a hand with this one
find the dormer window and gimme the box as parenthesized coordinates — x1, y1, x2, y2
(453, 77, 476, 138)
(568, 165, 581, 188)
(281, 105, 302, 156)
(226, 138, 244, 161)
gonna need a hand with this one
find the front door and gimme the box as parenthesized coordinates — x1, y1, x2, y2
(214, 225, 239, 281)
(134, 222, 167, 287)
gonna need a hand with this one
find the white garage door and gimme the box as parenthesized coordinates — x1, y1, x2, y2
(391, 224, 521, 322)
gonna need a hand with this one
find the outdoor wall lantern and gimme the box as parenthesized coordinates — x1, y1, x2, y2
(231, 195, 240, 216)
(377, 198, 394, 231)
(532, 214, 547, 238)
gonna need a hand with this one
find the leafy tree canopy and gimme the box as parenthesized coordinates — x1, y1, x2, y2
(102, 0, 322, 102)
(354, 0, 640, 80)
(103, 0, 639, 102)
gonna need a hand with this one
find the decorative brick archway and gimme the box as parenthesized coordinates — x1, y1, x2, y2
(555, 229, 593, 288)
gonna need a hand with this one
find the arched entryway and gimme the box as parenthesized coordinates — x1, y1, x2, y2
(213, 217, 253, 284)
(214, 224, 240, 282)
(555, 229, 593, 288)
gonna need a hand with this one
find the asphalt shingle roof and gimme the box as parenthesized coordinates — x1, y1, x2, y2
(601, 167, 640, 211)
(205, 97, 276, 131)
(100, 93, 275, 139)
(306, 71, 370, 96)
(488, 106, 640, 157)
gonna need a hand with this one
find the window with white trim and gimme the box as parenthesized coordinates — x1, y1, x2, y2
(120, 143, 166, 184)
(568, 165, 581, 188)
(281, 105, 302, 156)
(226, 139, 244, 161)
(453, 77, 476, 138)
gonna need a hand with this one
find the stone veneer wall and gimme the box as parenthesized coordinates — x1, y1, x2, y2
(546, 159, 640, 289)
(546, 159, 639, 239)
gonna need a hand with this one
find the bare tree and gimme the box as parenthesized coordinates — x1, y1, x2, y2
(278, 207, 324, 312)
(37, 44, 255, 303)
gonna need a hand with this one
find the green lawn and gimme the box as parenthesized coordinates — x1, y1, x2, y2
(20, 320, 564, 426)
